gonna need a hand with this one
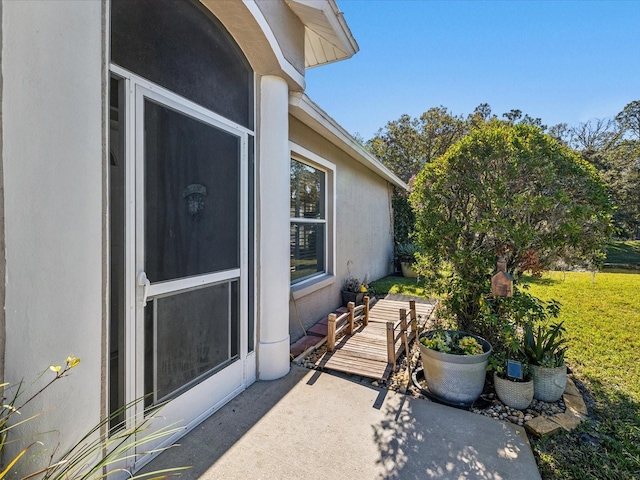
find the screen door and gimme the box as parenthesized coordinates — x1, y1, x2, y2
(135, 85, 247, 411)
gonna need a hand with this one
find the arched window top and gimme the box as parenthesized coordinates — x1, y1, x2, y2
(111, 0, 254, 129)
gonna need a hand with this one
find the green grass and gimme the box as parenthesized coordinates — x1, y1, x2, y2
(369, 275, 435, 298)
(605, 240, 640, 265)
(524, 271, 640, 479)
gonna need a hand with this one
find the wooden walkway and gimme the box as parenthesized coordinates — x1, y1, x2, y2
(315, 297, 435, 381)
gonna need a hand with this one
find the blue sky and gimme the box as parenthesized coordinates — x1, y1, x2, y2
(305, 0, 640, 140)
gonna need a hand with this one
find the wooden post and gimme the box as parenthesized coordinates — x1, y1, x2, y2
(363, 296, 370, 326)
(400, 310, 411, 378)
(409, 300, 417, 336)
(327, 313, 336, 351)
(386, 321, 396, 372)
(347, 301, 355, 335)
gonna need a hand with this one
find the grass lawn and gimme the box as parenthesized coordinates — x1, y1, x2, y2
(371, 271, 640, 479)
(605, 239, 640, 265)
(525, 271, 640, 479)
(369, 274, 435, 298)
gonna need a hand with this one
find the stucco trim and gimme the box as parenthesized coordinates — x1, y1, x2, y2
(241, 0, 306, 89)
(289, 92, 408, 190)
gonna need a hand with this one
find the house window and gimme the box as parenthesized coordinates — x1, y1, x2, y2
(290, 159, 325, 282)
(289, 145, 335, 291)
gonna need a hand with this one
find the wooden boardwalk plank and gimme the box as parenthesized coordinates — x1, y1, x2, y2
(315, 296, 435, 380)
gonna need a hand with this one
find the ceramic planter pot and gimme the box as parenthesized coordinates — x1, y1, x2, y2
(417, 330, 492, 406)
(341, 290, 366, 307)
(400, 261, 418, 278)
(493, 372, 534, 410)
(531, 364, 567, 402)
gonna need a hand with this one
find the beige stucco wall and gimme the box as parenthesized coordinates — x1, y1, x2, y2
(201, 0, 305, 90)
(288, 117, 395, 340)
(1, 0, 104, 473)
(255, 0, 305, 75)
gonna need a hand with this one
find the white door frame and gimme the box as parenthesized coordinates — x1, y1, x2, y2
(109, 64, 255, 468)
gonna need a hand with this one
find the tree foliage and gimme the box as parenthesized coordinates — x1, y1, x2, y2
(410, 121, 614, 333)
(366, 107, 467, 183)
(391, 187, 415, 246)
(566, 102, 640, 238)
(616, 100, 640, 140)
(369, 100, 639, 243)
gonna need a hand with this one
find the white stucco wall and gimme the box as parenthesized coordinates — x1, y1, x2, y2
(2, 0, 104, 473)
(288, 117, 394, 340)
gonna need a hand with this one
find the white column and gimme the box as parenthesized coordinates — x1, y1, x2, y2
(257, 75, 290, 380)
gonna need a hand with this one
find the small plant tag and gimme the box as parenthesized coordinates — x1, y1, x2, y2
(507, 360, 523, 380)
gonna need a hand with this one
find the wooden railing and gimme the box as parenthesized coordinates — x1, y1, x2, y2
(327, 296, 370, 351)
(326, 297, 420, 375)
(386, 300, 417, 374)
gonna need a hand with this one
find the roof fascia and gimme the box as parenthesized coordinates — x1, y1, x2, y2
(289, 92, 408, 190)
(286, 0, 359, 68)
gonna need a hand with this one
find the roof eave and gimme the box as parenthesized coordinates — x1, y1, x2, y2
(285, 0, 359, 68)
(289, 92, 408, 190)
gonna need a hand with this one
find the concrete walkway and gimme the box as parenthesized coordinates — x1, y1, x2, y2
(143, 365, 541, 479)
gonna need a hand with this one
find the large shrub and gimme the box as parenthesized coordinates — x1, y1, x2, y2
(410, 121, 613, 338)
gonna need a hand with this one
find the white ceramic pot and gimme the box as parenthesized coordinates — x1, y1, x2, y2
(493, 372, 534, 410)
(531, 364, 567, 402)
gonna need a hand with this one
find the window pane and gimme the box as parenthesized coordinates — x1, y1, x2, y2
(290, 223, 325, 283)
(144, 99, 240, 282)
(290, 159, 325, 219)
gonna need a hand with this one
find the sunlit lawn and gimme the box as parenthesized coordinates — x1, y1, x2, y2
(371, 270, 640, 479)
(525, 271, 640, 479)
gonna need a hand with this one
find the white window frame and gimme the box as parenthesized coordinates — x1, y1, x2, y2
(289, 142, 336, 299)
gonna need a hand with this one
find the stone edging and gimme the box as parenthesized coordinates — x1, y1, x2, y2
(524, 377, 588, 436)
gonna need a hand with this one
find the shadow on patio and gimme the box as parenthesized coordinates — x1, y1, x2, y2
(141, 365, 540, 479)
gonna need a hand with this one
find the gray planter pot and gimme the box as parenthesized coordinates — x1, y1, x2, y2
(341, 290, 366, 307)
(418, 330, 492, 406)
(493, 372, 534, 410)
(531, 364, 567, 402)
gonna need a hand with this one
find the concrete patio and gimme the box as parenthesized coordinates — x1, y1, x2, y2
(142, 365, 541, 479)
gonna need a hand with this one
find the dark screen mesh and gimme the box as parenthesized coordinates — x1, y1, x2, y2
(111, 0, 253, 129)
(144, 100, 240, 282)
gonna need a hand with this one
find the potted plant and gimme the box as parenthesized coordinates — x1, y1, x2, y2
(341, 275, 369, 307)
(395, 243, 420, 278)
(488, 322, 534, 409)
(490, 351, 534, 410)
(524, 321, 568, 402)
(417, 329, 492, 406)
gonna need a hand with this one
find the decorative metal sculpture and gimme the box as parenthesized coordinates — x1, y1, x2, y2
(183, 183, 207, 220)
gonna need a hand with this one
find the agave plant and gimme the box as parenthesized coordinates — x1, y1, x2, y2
(524, 321, 568, 368)
(395, 243, 420, 264)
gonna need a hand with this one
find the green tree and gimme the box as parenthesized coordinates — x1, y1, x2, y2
(616, 100, 640, 140)
(391, 187, 415, 246)
(410, 121, 613, 334)
(568, 110, 640, 238)
(367, 107, 467, 183)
